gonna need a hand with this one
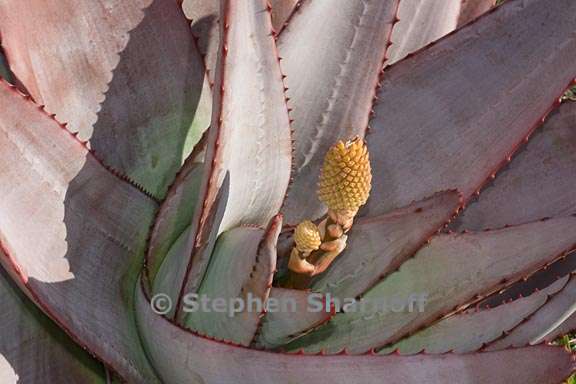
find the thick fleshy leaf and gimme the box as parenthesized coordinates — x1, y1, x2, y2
(194, 0, 291, 232)
(287, 215, 576, 354)
(278, 0, 399, 224)
(0, 82, 159, 382)
(487, 273, 576, 351)
(180, 0, 313, 85)
(0, 265, 105, 383)
(182, 0, 219, 85)
(0, 0, 211, 198)
(379, 276, 569, 355)
(480, 250, 576, 308)
(454, 101, 576, 231)
(269, 0, 299, 33)
(178, 0, 292, 306)
(136, 285, 573, 384)
(150, 225, 192, 318)
(388, 0, 498, 64)
(311, 191, 462, 299)
(184, 216, 281, 346)
(364, 0, 576, 217)
(457, 0, 496, 26)
(146, 142, 205, 284)
(386, 0, 460, 64)
(152, 174, 230, 318)
(254, 287, 333, 349)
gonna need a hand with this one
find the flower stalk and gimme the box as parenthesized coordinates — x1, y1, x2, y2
(287, 137, 372, 288)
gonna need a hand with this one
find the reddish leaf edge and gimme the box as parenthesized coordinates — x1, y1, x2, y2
(0, 77, 166, 381)
(174, 0, 293, 319)
(350, 189, 464, 302)
(11, 2, 575, 377)
(172, 0, 231, 320)
(251, 291, 337, 350)
(247, 214, 287, 347)
(271, 0, 306, 37)
(285, 341, 575, 360)
(365, 0, 576, 212)
(369, 214, 576, 354)
(481, 260, 574, 309)
(468, 247, 576, 310)
(457, 0, 498, 28)
(0, 236, 122, 379)
(367, 0, 531, 135)
(151, 0, 213, 197)
(0, 77, 158, 203)
(259, 298, 336, 351)
(1, 1, 206, 203)
(480, 272, 576, 352)
(362, 0, 402, 135)
(142, 129, 209, 292)
(272, 2, 298, 218)
(457, 79, 574, 215)
(138, 274, 575, 372)
(177, 0, 218, 89)
(179, 0, 307, 85)
(174, 214, 336, 348)
(276, 189, 464, 292)
(277, 0, 402, 214)
(379, 273, 573, 355)
(177, 215, 285, 345)
(204, 189, 463, 350)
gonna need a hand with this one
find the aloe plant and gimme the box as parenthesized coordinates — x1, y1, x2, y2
(0, 0, 575, 383)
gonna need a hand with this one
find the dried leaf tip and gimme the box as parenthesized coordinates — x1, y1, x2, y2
(318, 137, 372, 212)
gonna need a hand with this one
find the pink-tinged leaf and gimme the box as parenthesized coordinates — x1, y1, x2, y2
(269, 0, 299, 33)
(135, 285, 573, 384)
(457, 0, 496, 26)
(196, 0, 291, 231)
(312, 191, 462, 299)
(386, 0, 460, 64)
(0, 82, 159, 382)
(181, 0, 300, 84)
(178, 0, 292, 308)
(182, 0, 219, 85)
(152, 173, 230, 319)
(287, 215, 576, 354)
(278, 0, 399, 225)
(146, 141, 206, 285)
(379, 276, 569, 355)
(151, 226, 193, 319)
(487, 273, 576, 351)
(364, 0, 576, 217)
(0, 265, 105, 383)
(254, 287, 333, 349)
(183, 216, 281, 346)
(479, 251, 576, 308)
(454, 101, 576, 231)
(0, 0, 212, 198)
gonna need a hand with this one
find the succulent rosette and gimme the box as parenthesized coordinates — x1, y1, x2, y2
(0, 0, 575, 383)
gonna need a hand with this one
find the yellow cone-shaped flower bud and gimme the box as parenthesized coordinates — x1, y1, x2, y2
(294, 220, 322, 253)
(318, 138, 372, 211)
